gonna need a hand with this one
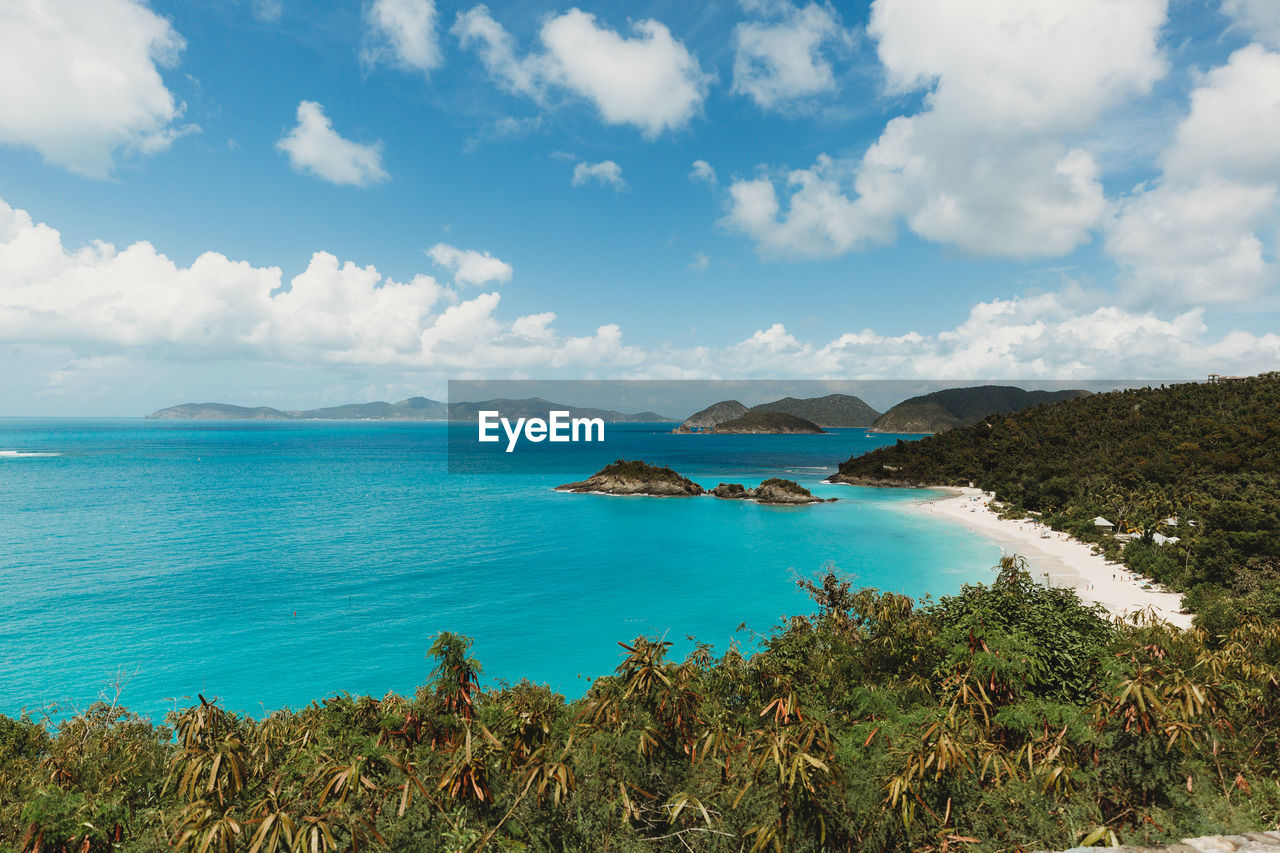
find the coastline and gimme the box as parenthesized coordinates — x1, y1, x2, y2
(886, 486, 1193, 628)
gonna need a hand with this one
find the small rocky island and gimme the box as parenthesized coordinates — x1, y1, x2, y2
(558, 460, 834, 504)
(556, 459, 704, 496)
(711, 478, 836, 504)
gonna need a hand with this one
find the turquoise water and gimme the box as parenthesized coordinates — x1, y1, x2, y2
(0, 420, 1002, 721)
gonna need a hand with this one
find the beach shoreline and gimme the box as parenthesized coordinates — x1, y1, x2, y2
(872, 485, 1193, 628)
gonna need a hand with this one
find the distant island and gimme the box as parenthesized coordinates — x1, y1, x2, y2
(557, 459, 833, 504)
(673, 394, 878, 433)
(869, 385, 1090, 433)
(711, 411, 825, 434)
(672, 399, 748, 432)
(148, 387, 1086, 431)
(148, 397, 675, 422)
(149, 398, 447, 421)
(748, 393, 880, 427)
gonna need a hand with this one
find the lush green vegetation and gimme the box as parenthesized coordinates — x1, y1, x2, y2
(7, 561, 1280, 852)
(750, 394, 881, 428)
(712, 411, 825, 434)
(836, 376, 1280, 628)
(592, 459, 694, 485)
(757, 477, 811, 494)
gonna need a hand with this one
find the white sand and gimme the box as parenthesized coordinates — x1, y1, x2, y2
(892, 487, 1192, 628)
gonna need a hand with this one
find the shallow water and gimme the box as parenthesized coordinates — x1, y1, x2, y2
(0, 420, 1001, 720)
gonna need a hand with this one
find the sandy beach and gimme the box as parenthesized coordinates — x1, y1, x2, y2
(893, 486, 1193, 628)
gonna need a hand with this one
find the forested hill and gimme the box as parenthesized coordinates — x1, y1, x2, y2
(833, 376, 1280, 624)
(868, 385, 1090, 433)
(750, 393, 880, 427)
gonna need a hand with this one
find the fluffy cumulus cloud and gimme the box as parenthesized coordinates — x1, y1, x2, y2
(453, 6, 709, 137)
(4, 198, 1277, 392)
(361, 0, 442, 74)
(276, 101, 389, 187)
(0, 198, 632, 371)
(1223, 0, 1280, 49)
(1107, 44, 1280, 305)
(0, 0, 193, 178)
(427, 243, 513, 286)
(1161, 45, 1280, 181)
(572, 160, 626, 190)
(732, 0, 852, 110)
(639, 294, 1280, 380)
(725, 0, 1167, 259)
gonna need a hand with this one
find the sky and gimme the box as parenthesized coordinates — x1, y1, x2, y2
(1, 0, 1279, 415)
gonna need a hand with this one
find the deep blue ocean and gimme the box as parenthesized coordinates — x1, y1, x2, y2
(0, 420, 1002, 721)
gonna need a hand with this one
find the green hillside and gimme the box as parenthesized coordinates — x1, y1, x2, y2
(711, 410, 825, 433)
(751, 393, 880, 427)
(835, 376, 1280, 626)
(869, 385, 1090, 433)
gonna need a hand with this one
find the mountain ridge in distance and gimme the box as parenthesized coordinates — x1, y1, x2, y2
(148, 397, 676, 422)
(750, 393, 880, 427)
(869, 385, 1092, 434)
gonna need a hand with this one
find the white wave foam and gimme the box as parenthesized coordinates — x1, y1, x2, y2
(0, 450, 60, 458)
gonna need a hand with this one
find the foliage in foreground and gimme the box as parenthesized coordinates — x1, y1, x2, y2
(6, 559, 1280, 852)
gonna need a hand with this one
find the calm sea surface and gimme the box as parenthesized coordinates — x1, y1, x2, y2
(0, 420, 1002, 720)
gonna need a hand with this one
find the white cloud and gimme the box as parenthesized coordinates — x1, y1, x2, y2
(648, 294, 1280, 380)
(453, 6, 709, 137)
(5, 197, 1277, 396)
(689, 251, 710, 271)
(454, 6, 541, 96)
(1222, 0, 1280, 49)
(870, 0, 1166, 134)
(732, 1, 852, 110)
(362, 0, 442, 75)
(427, 243, 514, 286)
(1107, 45, 1280, 306)
(725, 0, 1167, 259)
(1161, 45, 1280, 181)
(510, 312, 556, 341)
(1107, 178, 1275, 306)
(572, 160, 626, 190)
(276, 101, 389, 187)
(0, 0, 194, 178)
(0, 197, 632, 371)
(722, 155, 897, 257)
(252, 0, 283, 23)
(689, 159, 717, 185)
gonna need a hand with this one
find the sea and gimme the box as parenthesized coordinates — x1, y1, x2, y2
(0, 420, 1003, 722)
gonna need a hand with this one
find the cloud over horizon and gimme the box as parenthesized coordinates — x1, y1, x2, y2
(3, 197, 1277, 416)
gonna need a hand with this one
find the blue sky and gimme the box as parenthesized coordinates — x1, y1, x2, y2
(1, 0, 1279, 415)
